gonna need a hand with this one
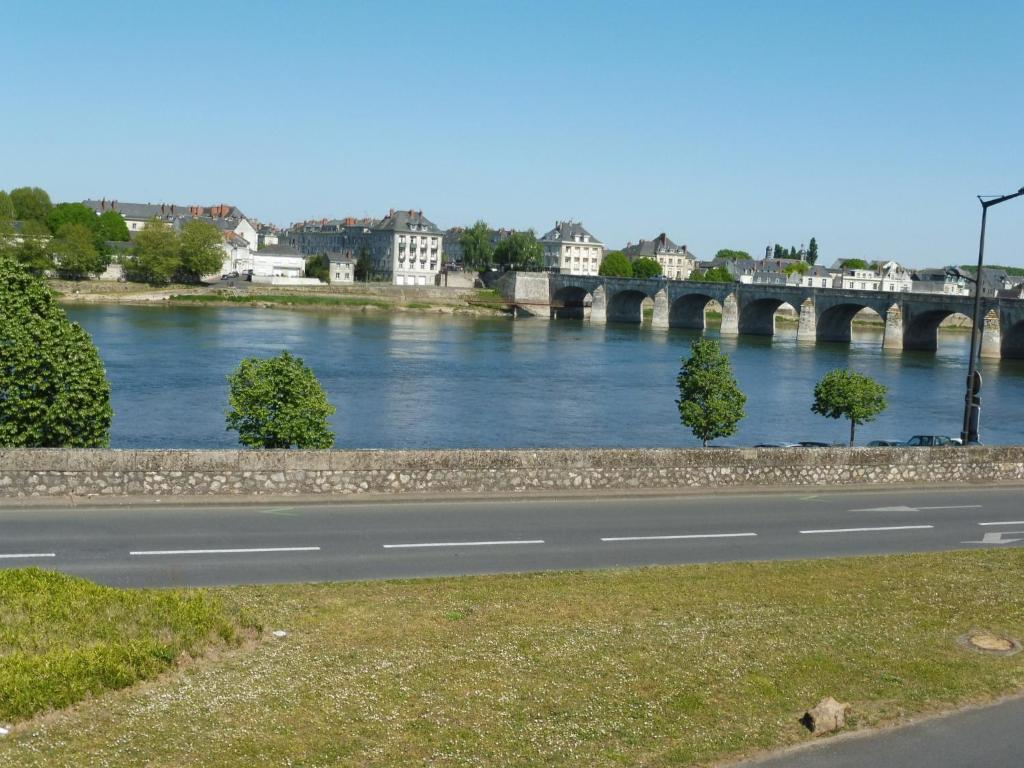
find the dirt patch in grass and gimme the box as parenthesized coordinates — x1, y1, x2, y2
(2, 551, 1023, 766)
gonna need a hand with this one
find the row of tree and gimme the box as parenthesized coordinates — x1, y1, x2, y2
(125, 218, 225, 283)
(459, 221, 546, 271)
(677, 338, 887, 446)
(597, 251, 662, 278)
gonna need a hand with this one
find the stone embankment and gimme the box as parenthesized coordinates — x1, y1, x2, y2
(1, 447, 1021, 501)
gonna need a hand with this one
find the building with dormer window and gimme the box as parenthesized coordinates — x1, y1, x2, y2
(540, 220, 604, 276)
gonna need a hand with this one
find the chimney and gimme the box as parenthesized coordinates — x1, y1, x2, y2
(161, 204, 165, 215)
(389, 208, 395, 216)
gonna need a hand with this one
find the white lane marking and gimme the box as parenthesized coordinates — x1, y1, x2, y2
(800, 525, 934, 534)
(963, 531, 1024, 545)
(0, 553, 56, 559)
(848, 505, 982, 513)
(979, 521, 1024, 526)
(129, 547, 320, 556)
(383, 540, 544, 549)
(601, 533, 758, 542)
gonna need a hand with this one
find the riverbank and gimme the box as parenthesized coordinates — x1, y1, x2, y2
(2, 550, 1022, 766)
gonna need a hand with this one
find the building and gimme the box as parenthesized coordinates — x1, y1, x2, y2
(833, 261, 913, 292)
(328, 253, 356, 284)
(248, 244, 306, 278)
(621, 233, 696, 279)
(911, 268, 971, 296)
(540, 220, 604, 275)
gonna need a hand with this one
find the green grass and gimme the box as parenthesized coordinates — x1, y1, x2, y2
(169, 293, 393, 309)
(2, 550, 1023, 766)
(404, 301, 435, 309)
(0, 569, 254, 723)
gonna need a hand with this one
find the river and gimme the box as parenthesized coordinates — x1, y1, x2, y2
(65, 304, 1024, 449)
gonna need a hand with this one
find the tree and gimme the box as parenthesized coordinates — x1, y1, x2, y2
(693, 265, 733, 283)
(773, 243, 785, 260)
(226, 351, 336, 449)
(9, 187, 53, 225)
(631, 256, 662, 279)
(9, 220, 54, 275)
(354, 247, 374, 281)
(811, 369, 887, 446)
(689, 268, 704, 280)
(494, 230, 543, 270)
(178, 219, 224, 281)
(676, 338, 746, 447)
(0, 191, 15, 223)
(46, 203, 98, 240)
(783, 261, 810, 276)
(95, 210, 130, 243)
(598, 251, 633, 277)
(807, 237, 819, 266)
(459, 221, 494, 270)
(0, 254, 112, 447)
(714, 249, 750, 261)
(127, 218, 180, 283)
(840, 258, 868, 270)
(52, 223, 108, 279)
(305, 254, 330, 282)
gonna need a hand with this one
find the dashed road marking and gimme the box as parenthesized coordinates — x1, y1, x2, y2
(800, 525, 934, 534)
(601, 532, 758, 542)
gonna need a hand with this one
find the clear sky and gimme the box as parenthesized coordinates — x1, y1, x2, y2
(2, 0, 1022, 267)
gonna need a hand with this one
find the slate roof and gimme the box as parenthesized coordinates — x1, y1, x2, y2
(622, 233, 692, 259)
(539, 220, 603, 245)
(376, 209, 442, 234)
(82, 200, 247, 221)
(259, 244, 303, 257)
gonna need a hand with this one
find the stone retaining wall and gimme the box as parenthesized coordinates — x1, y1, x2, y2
(1, 447, 1022, 501)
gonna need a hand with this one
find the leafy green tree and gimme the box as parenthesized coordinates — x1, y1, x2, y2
(840, 258, 869, 270)
(178, 219, 224, 281)
(676, 338, 746, 447)
(9, 187, 53, 225)
(494, 230, 543, 270)
(631, 256, 662, 279)
(0, 254, 112, 447)
(52, 223, 108, 279)
(811, 369, 887, 446)
(693, 265, 733, 283)
(46, 203, 98, 238)
(226, 351, 336, 449)
(95, 210, 130, 243)
(127, 219, 180, 283)
(688, 268, 705, 280)
(807, 237, 819, 266)
(783, 261, 810, 276)
(459, 220, 494, 270)
(0, 191, 16, 223)
(598, 251, 633, 277)
(773, 243, 785, 260)
(354, 247, 374, 281)
(8, 220, 54, 275)
(714, 249, 750, 261)
(305, 254, 330, 282)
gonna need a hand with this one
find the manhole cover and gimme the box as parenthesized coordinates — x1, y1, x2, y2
(960, 631, 1021, 656)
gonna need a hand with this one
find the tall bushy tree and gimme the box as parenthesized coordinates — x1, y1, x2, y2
(52, 223, 109, 279)
(9, 220, 54, 275)
(0, 191, 15, 223)
(676, 338, 746, 447)
(840, 258, 868, 270)
(459, 221, 494, 270)
(9, 187, 53, 224)
(807, 237, 819, 266)
(305, 254, 329, 282)
(631, 256, 662, 279)
(95, 210, 130, 243)
(784, 261, 810, 276)
(811, 369, 887, 445)
(127, 219, 180, 283)
(598, 251, 633, 277)
(178, 219, 224, 281)
(354, 247, 373, 281)
(0, 254, 113, 447)
(714, 249, 750, 261)
(46, 203, 98, 239)
(226, 351, 335, 449)
(494, 230, 543, 270)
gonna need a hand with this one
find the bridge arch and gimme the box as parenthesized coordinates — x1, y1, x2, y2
(669, 293, 719, 330)
(1000, 317, 1024, 359)
(739, 298, 795, 336)
(551, 286, 591, 320)
(903, 309, 971, 351)
(817, 302, 883, 343)
(606, 288, 650, 324)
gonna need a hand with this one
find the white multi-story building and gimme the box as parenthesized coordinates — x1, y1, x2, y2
(540, 221, 604, 276)
(621, 233, 696, 279)
(328, 253, 356, 284)
(833, 261, 913, 292)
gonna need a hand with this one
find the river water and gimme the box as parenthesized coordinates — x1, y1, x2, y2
(65, 304, 1024, 449)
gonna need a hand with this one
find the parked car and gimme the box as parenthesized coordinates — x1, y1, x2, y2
(905, 435, 957, 447)
(867, 439, 905, 447)
(754, 442, 802, 448)
(220, 271, 239, 280)
(797, 441, 833, 448)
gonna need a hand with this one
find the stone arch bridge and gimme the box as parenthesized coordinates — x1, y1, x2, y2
(497, 272, 1024, 359)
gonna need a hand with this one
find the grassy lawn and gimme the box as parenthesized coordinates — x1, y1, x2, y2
(0, 569, 254, 723)
(2, 551, 1023, 766)
(169, 293, 393, 309)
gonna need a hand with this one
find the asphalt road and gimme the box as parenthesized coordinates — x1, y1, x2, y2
(738, 695, 1024, 768)
(1, 485, 1022, 587)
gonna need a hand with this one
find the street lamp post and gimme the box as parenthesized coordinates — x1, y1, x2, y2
(961, 187, 1024, 444)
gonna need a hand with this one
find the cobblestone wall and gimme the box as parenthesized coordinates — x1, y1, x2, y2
(1, 447, 1022, 501)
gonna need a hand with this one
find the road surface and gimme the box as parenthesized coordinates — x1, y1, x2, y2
(1, 485, 1021, 587)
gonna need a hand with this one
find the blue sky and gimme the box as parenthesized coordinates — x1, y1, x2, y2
(2, 0, 1022, 267)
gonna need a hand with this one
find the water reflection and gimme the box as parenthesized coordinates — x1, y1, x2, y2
(66, 305, 1024, 449)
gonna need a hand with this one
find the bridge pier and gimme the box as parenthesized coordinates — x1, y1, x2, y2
(980, 309, 1001, 359)
(883, 303, 903, 350)
(652, 289, 669, 330)
(797, 299, 816, 343)
(590, 285, 607, 325)
(720, 293, 739, 336)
